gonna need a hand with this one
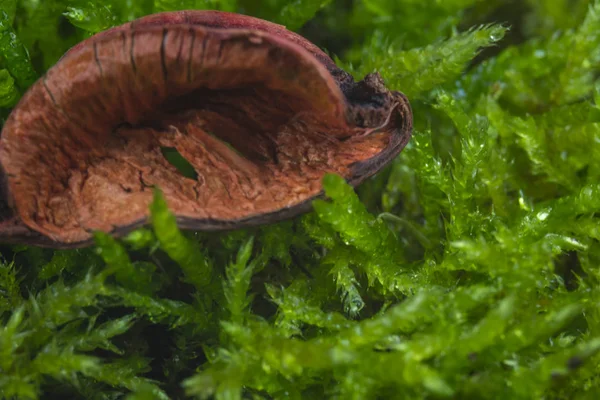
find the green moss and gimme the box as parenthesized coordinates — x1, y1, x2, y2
(2, 0, 600, 399)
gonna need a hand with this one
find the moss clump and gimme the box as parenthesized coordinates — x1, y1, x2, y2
(3, 0, 600, 399)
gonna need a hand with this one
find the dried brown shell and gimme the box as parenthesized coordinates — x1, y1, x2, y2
(0, 10, 412, 248)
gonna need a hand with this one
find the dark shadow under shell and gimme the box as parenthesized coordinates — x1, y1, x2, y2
(0, 10, 412, 248)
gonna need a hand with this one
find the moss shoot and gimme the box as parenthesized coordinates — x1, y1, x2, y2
(2, 0, 600, 399)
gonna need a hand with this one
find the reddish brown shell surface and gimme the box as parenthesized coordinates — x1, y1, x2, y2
(0, 10, 412, 248)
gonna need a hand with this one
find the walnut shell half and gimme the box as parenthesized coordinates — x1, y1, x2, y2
(0, 10, 412, 248)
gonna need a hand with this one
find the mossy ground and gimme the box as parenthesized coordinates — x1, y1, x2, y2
(2, 1, 600, 399)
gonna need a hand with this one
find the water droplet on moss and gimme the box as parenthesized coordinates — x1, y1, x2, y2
(536, 211, 549, 221)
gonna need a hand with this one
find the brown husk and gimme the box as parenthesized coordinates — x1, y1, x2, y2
(0, 10, 412, 248)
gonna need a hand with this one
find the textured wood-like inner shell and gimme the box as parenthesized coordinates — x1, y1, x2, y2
(0, 10, 412, 248)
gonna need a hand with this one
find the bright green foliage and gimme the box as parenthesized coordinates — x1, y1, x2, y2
(14, 1, 79, 72)
(525, 0, 591, 35)
(0, 261, 21, 313)
(0, 273, 169, 399)
(344, 25, 507, 99)
(3, 0, 600, 399)
(94, 232, 158, 294)
(555, 1, 600, 103)
(349, 0, 489, 50)
(311, 174, 417, 294)
(0, 0, 16, 22)
(0, 8, 36, 91)
(153, 0, 236, 13)
(63, 3, 118, 33)
(458, 1, 600, 113)
(150, 189, 212, 290)
(0, 68, 18, 107)
(277, 0, 332, 30)
(223, 236, 257, 325)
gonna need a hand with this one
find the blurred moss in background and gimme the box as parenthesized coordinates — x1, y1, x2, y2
(2, 0, 600, 399)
